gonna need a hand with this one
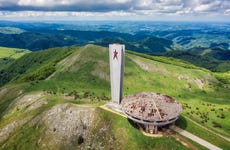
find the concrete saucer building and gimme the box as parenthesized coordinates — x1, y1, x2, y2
(121, 92, 182, 134)
(109, 43, 182, 134)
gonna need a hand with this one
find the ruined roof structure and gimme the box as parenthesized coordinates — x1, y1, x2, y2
(121, 92, 182, 125)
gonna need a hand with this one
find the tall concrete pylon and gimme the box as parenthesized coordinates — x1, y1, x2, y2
(109, 44, 125, 104)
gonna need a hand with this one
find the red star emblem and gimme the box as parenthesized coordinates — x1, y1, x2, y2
(113, 49, 118, 60)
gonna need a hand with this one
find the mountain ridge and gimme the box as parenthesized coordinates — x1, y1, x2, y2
(0, 44, 230, 149)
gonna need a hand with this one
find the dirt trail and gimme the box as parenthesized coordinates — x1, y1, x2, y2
(128, 55, 168, 75)
(47, 45, 87, 80)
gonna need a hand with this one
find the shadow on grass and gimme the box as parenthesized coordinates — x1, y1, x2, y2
(128, 118, 140, 130)
(175, 115, 188, 130)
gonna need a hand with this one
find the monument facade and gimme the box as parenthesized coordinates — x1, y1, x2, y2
(109, 44, 125, 104)
(108, 44, 182, 134)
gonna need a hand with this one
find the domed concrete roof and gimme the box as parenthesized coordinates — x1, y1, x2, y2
(121, 92, 182, 124)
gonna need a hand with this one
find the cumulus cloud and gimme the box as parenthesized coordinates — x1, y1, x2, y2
(0, 0, 228, 13)
(0, 10, 138, 21)
(193, 0, 221, 12)
(0, 0, 229, 21)
(0, 0, 134, 11)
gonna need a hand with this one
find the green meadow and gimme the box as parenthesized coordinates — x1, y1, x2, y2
(0, 45, 229, 149)
(0, 47, 30, 59)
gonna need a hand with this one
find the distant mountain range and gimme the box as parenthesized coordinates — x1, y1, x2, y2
(0, 21, 229, 72)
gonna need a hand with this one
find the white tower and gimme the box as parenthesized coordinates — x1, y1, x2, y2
(109, 44, 125, 104)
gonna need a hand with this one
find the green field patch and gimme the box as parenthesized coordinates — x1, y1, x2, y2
(0, 47, 30, 59)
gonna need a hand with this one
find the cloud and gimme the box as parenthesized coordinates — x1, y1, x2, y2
(0, 0, 228, 13)
(193, 0, 221, 12)
(0, 11, 137, 20)
(0, 0, 135, 11)
(0, 0, 229, 21)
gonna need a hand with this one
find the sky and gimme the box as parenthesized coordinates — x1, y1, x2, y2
(0, 0, 229, 21)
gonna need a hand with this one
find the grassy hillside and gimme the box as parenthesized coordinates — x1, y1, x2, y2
(0, 47, 74, 86)
(164, 50, 230, 72)
(0, 44, 230, 149)
(0, 47, 30, 59)
(189, 46, 230, 61)
(215, 71, 230, 84)
(0, 95, 188, 150)
(21, 45, 111, 99)
(0, 47, 30, 71)
(124, 50, 230, 145)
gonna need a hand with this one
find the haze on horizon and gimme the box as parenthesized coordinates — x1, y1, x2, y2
(0, 0, 229, 22)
